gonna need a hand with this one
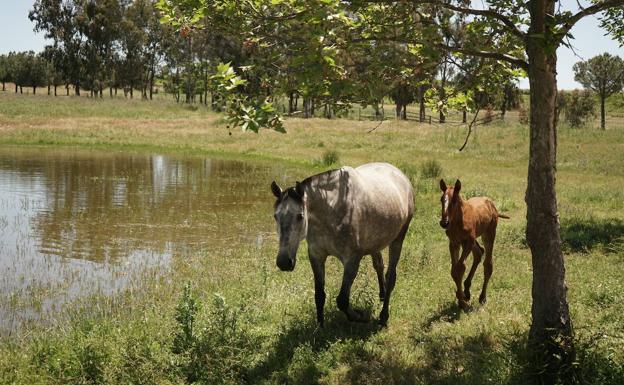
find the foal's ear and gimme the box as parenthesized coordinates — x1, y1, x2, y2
(295, 181, 305, 198)
(439, 179, 447, 192)
(271, 181, 282, 198)
(454, 179, 462, 194)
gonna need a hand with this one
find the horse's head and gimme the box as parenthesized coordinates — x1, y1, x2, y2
(271, 180, 308, 271)
(439, 179, 461, 228)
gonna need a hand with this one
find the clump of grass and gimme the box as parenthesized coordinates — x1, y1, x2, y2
(172, 286, 257, 385)
(320, 150, 340, 167)
(420, 159, 442, 179)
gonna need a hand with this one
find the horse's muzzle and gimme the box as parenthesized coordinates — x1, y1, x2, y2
(276, 254, 296, 271)
(439, 220, 449, 228)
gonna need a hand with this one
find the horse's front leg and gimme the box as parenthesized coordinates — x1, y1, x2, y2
(309, 249, 327, 327)
(336, 256, 368, 322)
(451, 241, 473, 311)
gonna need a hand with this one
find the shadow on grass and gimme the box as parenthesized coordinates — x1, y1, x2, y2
(561, 217, 624, 253)
(246, 309, 624, 385)
(422, 301, 462, 330)
(246, 310, 380, 383)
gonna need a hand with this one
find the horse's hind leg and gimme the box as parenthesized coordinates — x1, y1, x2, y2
(464, 241, 484, 301)
(379, 223, 409, 327)
(371, 252, 385, 301)
(479, 228, 496, 304)
(337, 256, 368, 322)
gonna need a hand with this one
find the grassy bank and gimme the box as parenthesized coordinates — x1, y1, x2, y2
(1, 92, 623, 384)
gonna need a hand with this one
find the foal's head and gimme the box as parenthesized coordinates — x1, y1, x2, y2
(271, 181, 308, 271)
(439, 179, 462, 229)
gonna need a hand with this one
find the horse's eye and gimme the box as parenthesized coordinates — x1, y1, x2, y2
(297, 213, 304, 221)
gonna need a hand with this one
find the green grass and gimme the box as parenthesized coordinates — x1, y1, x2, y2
(1, 91, 623, 384)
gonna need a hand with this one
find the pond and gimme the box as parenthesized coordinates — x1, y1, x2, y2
(0, 147, 287, 335)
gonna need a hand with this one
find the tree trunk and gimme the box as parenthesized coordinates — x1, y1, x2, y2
(75, 82, 80, 96)
(526, 2, 574, 382)
(33, 86, 36, 94)
(419, 95, 425, 122)
(2, 82, 4, 91)
(600, 94, 606, 130)
(54, 85, 57, 96)
(20, 86, 23, 94)
(149, 68, 154, 100)
(462, 108, 467, 123)
(396, 103, 402, 119)
(48, 84, 51, 95)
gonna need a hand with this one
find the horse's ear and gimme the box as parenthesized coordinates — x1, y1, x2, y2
(271, 181, 282, 198)
(454, 179, 461, 194)
(439, 179, 447, 192)
(295, 181, 305, 198)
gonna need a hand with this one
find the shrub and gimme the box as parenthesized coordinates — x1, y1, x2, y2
(420, 160, 442, 179)
(519, 105, 530, 125)
(564, 89, 596, 128)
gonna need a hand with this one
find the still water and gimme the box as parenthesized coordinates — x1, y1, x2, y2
(0, 147, 285, 335)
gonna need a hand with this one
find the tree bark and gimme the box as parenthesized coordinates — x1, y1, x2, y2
(526, 1, 574, 382)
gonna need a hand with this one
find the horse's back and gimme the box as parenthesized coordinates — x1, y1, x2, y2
(353, 162, 414, 214)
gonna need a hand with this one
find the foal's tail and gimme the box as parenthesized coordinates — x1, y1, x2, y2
(498, 214, 510, 219)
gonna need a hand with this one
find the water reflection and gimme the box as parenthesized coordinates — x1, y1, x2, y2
(0, 147, 278, 334)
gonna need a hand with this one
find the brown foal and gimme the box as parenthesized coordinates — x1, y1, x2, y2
(439, 179, 509, 311)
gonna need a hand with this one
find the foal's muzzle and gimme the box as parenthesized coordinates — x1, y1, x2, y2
(439, 219, 449, 228)
(276, 253, 296, 271)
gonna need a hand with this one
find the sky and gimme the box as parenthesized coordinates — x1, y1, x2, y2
(0, 1, 623, 90)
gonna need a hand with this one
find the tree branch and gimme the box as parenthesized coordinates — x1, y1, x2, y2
(562, 0, 624, 36)
(407, 0, 526, 39)
(438, 43, 529, 70)
(349, 35, 529, 70)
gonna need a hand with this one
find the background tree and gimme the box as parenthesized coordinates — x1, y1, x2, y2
(0, 55, 10, 91)
(573, 53, 624, 129)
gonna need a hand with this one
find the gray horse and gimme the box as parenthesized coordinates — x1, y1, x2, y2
(271, 162, 414, 327)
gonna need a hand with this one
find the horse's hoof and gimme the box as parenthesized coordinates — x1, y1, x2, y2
(464, 289, 471, 301)
(377, 319, 388, 328)
(379, 294, 385, 302)
(479, 294, 487, 305)
(459, 300, 471, 312)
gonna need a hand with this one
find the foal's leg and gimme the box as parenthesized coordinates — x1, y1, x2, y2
(379, 223, 409, 327)
(371, 251, 385, 301)
(336, 256, 367, 322)
(451, 240, 473, 311)
(480, 228, 497, 304)
(463, 241, 484, 301)
(309, 249, 328, 327)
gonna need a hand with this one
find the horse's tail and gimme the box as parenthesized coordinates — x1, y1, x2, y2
(498, 214, 510, 219)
